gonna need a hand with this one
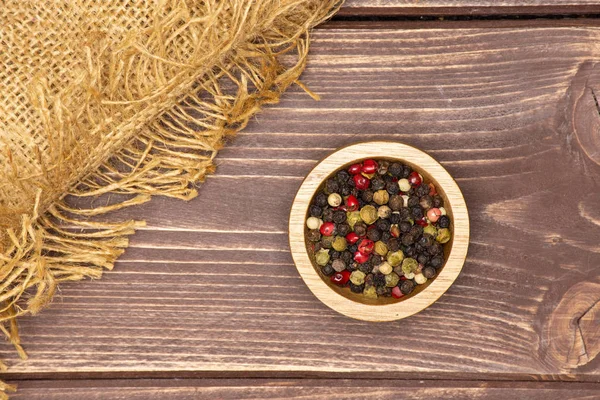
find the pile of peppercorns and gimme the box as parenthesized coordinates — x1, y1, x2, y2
(305, 159, 451, 299)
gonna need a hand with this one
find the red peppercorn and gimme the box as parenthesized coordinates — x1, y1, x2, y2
(415, 217, 428, 227)
(353, 174, 370, 190)
(348, 163, 363, 175)
(358, 239, 374, 255)
(354, 251, 369, 263)
(408, 171, 422, 187)
(331, 270, 351, 286)
(346, 232, 360, 244)
(361, 159, 378, 175)
(320, 221, 335, 236)
(428, 182, 437, 196)
(391, 286, 404, 299)
(345, 195, 359, 211)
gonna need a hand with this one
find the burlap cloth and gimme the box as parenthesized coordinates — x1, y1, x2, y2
(0, 0, 341, 396)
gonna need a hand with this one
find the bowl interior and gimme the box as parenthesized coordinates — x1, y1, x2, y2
(304, 157, 454, 306)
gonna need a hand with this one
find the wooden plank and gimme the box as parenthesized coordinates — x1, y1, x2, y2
(9, 379, 600, 400)
(2, 26, 600, 381)
(338, 1, 600, 16)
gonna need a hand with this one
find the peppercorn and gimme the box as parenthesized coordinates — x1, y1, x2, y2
(372, 190, 389, 206)
(385, 272, 400, 287)
(374, 241, 388, 256)
(407, 196, 419, 208)
(417, 253, 429, 265)
(309, 205, 322, 217)
(422, 266, 436, 279)
(428, 242, 443, 256)
(321, 264, 335, 276)
(332, 258, 346, 272)
(398, 207, 411, 221)
(419, 195, 433, 210)
(389, 162, 403, 177)
(315, 193, 328, 207)
(408, 171, 422, 187)
(340, 184, 352, 197)
(423, 223, 437, 237)
(419, 234, 434, 248)
(399, 221, 411, 233)
(377, 205, 392, 220)
(373, 273, 387, 287)
(360, 190, 373, 204)
(414, 273, 427, 285)
(390, 224, 400, 238)
(353, 174, 370, 190)
(354, 222, 368, 237)
(436, 228, 451, 244)
(346, 211, 362, 229)
(374, 219, 390, 233)
(350, 270, 366, 285)
(359, 205, 378, 225)
(426, 207, 441, 223)
(385, 181, 399, 195)
(378, 261, 393, 275)
(337, 223, 350, 237)
(332, 236, 348, 252)
(376, 286, 392, 297)
(388, 213, 399, 225)
(321, 235, 335, 249)
(387, 238, 400, 252)
(320, 221, 336, 237)
(371, 176, 386, 191)
(377, 160, 389, 175)
(411, 206, 424, 220)
(358, 238, 375, 256)
(344, 195, 359, 212)
(400, 280, 415, 295)
(388, 195, 403, 211)
(348, 244, 358, 253)
(437, 215, 450, 228)
(350, 282, 364, 293)
(332, 210, 347, 224)
(387, 250, 404, 267)
(432, 195, 444, 208)
(328, 193, 342, 207)
(391, 286, 404, 299)
(415, 183, 430, 197)
(358, 262, 372, 274)
(306, 217, 323, 230)
(363, 286, 378, 299)
(401, 234, 414, 246)
(325, 179, 339, 194)
(410, 224, 423, 237)
(337, 170, 350, 183)
(398, 178, 411, 192)
(307, 229, 321, 242)
(341, 250, 353, 263)
(366, 228, 381, 242)
(315, 249, 330, 266)
(313, 242, 322, 252)
(354, 250, 370, 264)
(381, 231, 392, 242)
(404, 245, 417, 258)
(429, 255, 443, 269)
(322, 208, 334, 222)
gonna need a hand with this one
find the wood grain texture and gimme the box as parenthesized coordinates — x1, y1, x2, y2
(2, 26, 600, 383)
(339, 0, 600, 16)
(289, 141, 469, 321)
(8, 380, 600, 399)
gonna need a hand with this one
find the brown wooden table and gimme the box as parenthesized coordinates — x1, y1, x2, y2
(3, 2, 600, 398)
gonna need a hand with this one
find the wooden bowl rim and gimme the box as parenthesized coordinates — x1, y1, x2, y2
(289, 141, 470, 322)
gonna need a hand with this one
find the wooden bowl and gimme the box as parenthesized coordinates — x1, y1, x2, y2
(289, 141, 469, 322)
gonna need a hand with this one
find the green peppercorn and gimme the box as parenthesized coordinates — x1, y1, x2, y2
(332, 236, 348, 252)
(346, 211, 362, 229)
(378, 205, 392, 219)
(400, 280, 415, 295)
(320, 235, 335, 249)
(363, 285, 378, 299)
(373, 190, 389, 205)
(359, 205, 378, 225)
(354, 222, 367, 237)
(422, 266, 436, 279)
(307, 229, 321, 242)
(350, 270, 366, 285)
(436, 228, 451, 243)
(401, 257, 419, 275)
(378, 261, 393, 275)
(423, 224, 437, 237)
(315, 249, 330, 266)
(387, 250, 404, 267)
(385, 272, 400, 287)
(388, 195, 403, 211)
(374, 241, 388, 256)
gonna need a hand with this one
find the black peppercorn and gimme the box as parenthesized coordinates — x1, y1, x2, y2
(371, 177, 386, 191)
(399, 208, 411, 221)
(375, 219, 391, 232)
(322, 208, 334, 222)
(414, 242, 424, 253)
(430, 255, 443, 268)
(354, 222, 367, 237)
(407, 196, 419, 208)
(432, 195, 444, 208)
(411, 206, 424, 219)
(373, 273, 386, 287)
(399, 221, 412, 233)
(401, 234, 415, 246)
(370, 254, 383, 266)
(337, 170, 350, 183)
(315, 192, 328, 207)
(428, 242, 443, 256)
(340, 185, 352, 196)
(348, 244, 358, 253)
(346, 262, 358, 271)
(307, 229, 321, 242)
(358, 263, 372, 274)
(341, 250, 353, 263)
(404, 245, 417, 257)
(309, 204, 322, 217)
(367, 228, 382, 242)
(377, 160, 389, 175)
(389, 213, 401, 224)
(388, 195, 403, 211)
(381, 231, 392, 242)
(350, 283, 364, 293)
(417, 253, 429, 265)
(361, 190, 374, 203)
(386, 181, 400, 195)
(410, 224, 423, 237)
(337, 223, 351, 237)
(387, 238, 400, 252)
(401, 165, 412, 178)
(325, 179, 339, 194)
(332, 210, 347, 224)
(321, 264, 335, 276)
(313, 243, 322, 252)
(419, 234, 434, 248)
(321, 235, 335, 249)
(415, 183, 430, 197)
(400, 280, 415, 295)
(438, 215, 450, 228)
(423, 266, 436, 279)
(389, 162, 403, 177)
(419, 195, 433, 209)
(330, 250, 340, 260)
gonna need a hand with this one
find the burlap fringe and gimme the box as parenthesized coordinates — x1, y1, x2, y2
(0, 1, 342, 396)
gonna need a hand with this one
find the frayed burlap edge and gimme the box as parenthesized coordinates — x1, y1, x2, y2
(0, 1, 343, 397)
